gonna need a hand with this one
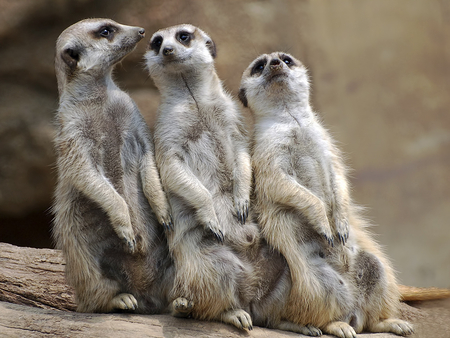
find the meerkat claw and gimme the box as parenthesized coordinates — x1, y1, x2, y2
(210, 228, 224, 243)
(324, 234, 334, 247)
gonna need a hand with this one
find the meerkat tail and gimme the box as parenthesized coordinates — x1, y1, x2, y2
(399, 285, 450, 301)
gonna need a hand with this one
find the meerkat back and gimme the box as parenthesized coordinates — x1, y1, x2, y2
(53, 18, 172, 314)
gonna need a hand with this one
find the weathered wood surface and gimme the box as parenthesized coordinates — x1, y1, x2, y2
(0, 242, 449, 337)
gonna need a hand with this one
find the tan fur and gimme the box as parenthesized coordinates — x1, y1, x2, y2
(52, 18, 173, 313)
(144, 24, 259, 330)
(239, 52, 413, 337)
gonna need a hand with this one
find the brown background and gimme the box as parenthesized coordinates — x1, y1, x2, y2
(0, 0, 448, 288)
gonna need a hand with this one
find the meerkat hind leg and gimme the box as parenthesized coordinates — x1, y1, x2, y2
(221, 309, 253, 330)
(171, 297, 194, 318)
(276, 321, 322, 336)
(369, 318, 414, 336)
(323, 321, 356, 338)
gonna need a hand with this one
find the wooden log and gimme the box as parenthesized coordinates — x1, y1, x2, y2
(0, 242, 75, 311)
(0, 242, 449, 337)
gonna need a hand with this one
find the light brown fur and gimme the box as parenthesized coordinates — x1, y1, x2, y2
(52, 18, 173, 313)
(239, 52, 413, 337)
(144, 24, 259, 329)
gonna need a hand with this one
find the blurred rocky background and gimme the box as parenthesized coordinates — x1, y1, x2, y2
(0, 0, 448, 288)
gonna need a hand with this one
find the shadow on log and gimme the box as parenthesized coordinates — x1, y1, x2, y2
(0, 242, 449, 337)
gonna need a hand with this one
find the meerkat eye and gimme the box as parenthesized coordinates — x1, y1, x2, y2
(282, 56, 295, 66)
(177, 31, 193, 45)
(250, 59, 267, 76)
(98, 26, 115, 39)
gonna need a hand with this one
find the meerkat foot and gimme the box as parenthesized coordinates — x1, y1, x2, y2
(108, 293, 138, 311)
(171, 297, 194, 317)
(370, 319, 414, 336)
(221, 309, 253, 331)
(276, 321, 322, 336)
(234, 198, 249, 225)
(323, 321, 356, 338)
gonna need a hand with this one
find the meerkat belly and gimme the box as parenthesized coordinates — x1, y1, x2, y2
(183, 126, 234, 196)
(288, 132, 333, 202)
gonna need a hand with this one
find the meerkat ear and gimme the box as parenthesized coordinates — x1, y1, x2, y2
(61, 47, 81, 70)
(205, 39, 217, 59)
(238, 88, 248, 107)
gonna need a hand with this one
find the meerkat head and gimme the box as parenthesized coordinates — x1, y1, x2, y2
(55, 18, 145, 94)
(144, 24, 216, 82)
(238, 52, 310, 113)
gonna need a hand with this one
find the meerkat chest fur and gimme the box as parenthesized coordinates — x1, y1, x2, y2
(253, 104, 335, 204)
(58, 79, 142, 188)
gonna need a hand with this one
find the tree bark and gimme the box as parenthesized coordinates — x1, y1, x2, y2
(0, 242, 448, 337)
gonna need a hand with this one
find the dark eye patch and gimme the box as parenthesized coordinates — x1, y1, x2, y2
(250, 58, 267, 76)
(177, 30, 194, 45)
(150, 35, 163, 54)
(95, 25, 117, 40)
(281, 54, 296, 67)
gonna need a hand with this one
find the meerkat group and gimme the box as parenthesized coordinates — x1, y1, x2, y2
(54, 17, 450, 337)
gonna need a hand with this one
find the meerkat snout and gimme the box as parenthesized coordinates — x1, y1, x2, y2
(269, 58, 282, 67)
(162, 46, 174, 56)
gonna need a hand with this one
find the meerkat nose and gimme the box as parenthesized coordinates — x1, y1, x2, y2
(138, 28, 145, 36)
(163, 47, 174, 56)
(270, 59, 281, 67)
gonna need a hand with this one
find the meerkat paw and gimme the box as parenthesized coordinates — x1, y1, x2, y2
(158, 212, 174, 231)
(370, 319, 414, 336)
(221, 309, 253, 331)
(116, 225, 137, 253)
(314, 220, 334, 247)
(276, 321, 322, 336)
(197, 208, 224, 243)
(323, 321, 356, 338)
(333, 216, 349, 245)
(206, 219, 224, 243)
(171, 297, 194, 317)
(234, 197, 249, 225)
(109, 293, 138, 311)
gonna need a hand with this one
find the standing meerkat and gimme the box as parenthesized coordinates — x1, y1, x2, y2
(239, 52, 413, 337)
(144, 24, 259, 330)
(53, 18, 173, 314)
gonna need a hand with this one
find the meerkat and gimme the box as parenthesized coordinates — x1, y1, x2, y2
(52, 18, 173, 314)
(144, 24, 260, 330)
(239, 52, 413, 337)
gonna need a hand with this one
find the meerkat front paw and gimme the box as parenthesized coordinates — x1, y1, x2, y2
(234, 198, 249, 225)
(197, 207, 224, 243)
(171, 297, 194, 317)
(313, 218, 334, 247)
(207, 219, 224, 243)
(221, 309, 253, 331)
(308, 202, 334, 247)
(333, 215, 349, 245)
(158, 212, 174, 231)
(109, 293, 138, 311)
(116, 224, 137, 253)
